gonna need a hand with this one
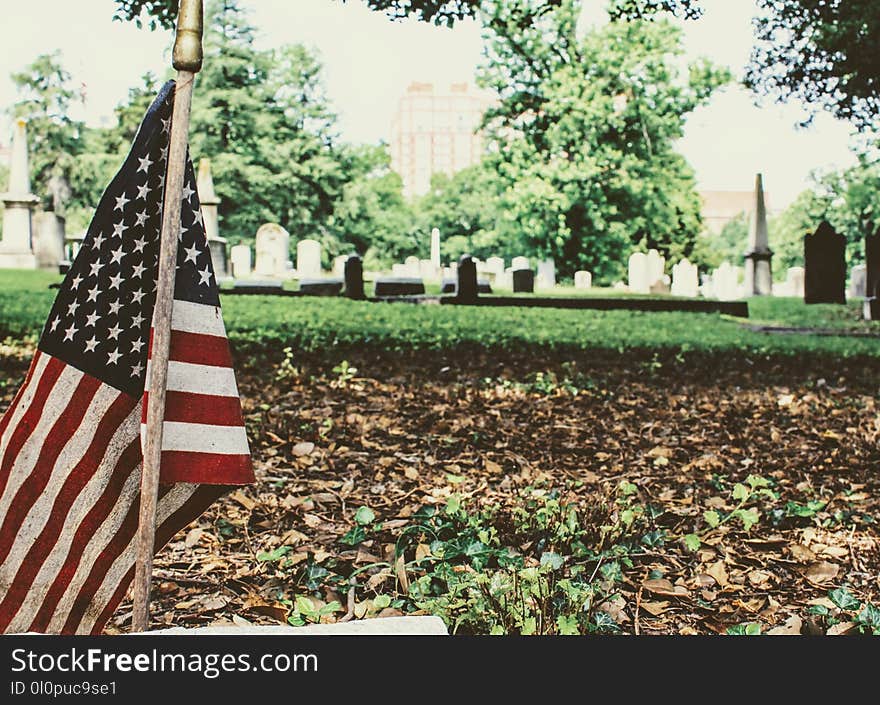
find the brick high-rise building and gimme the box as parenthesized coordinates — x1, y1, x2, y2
(390, 82, 493, 199)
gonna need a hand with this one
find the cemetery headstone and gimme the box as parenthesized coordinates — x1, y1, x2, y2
(333, 254, 349, 277)
(392, 263, 408, 277)
(804, 221, 846, 304)
(537, 258, 556, 289)
(512, 268, 535, 293)
(670, 258, 698, 298)
(197, 158, 228, 277)
(344, 255, 365, 300)
(32, 211, 66, 270)
(230, 244, 252, 278)
(430, 227, 441, 269)
(849, 264, 867, 298)
(373, 277, 426, 297)
(404, 255, 421, 278)
(0, 118, 38, 269)
(744, 172, 773, 295)
(574, 270, 592, 289)
(786, 266, 805, 298)
(456, 254, 479, 302)
(712, 262, 741, 301)
(297, 239, 322, 277)
(646, 249, 665, 289)
(511, 256, 530, 271)
(628, 252, 649, 294)
(299, 278, 343, 296)
(254, 224, 290, 277)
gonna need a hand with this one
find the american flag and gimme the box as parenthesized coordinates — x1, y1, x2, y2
(0, 81, 253, 634)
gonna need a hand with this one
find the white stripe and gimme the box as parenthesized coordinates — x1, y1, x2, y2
(75, 483, 199, 635)
(5, 403, 141, 634)
(0, 364, 84, 521)
(46, 462, 142, 634)
(158, 421, 249, 455)
(147, 359, 239, 397)
(0, 353, 51, 460)
(0, 383, 119, 577)
(170, 299, 227, 338)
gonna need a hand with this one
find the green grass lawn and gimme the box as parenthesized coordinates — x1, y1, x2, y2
(1, 269, 878, 357)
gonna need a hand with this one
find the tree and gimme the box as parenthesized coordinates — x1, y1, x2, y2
(8, 52, 84, 213)
(746, 1, 880, 131)
(478, 0, 728, 281)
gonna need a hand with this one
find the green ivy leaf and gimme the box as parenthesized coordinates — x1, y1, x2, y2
(557, 614, 579, 635)
(735, 508, 760, 531)
(703, 510, 721, 528)
(373, 594, 392, 610)
(354, 506, 376, 525)
(829, 587, 861, 611)
(540, 552, 565, 570)
(856, 603, 880, 631)
(256, 545, 292, 562)
(726, 622, 761, 635)
(683, 533, 701, 552)
(732, 483, 749, 502)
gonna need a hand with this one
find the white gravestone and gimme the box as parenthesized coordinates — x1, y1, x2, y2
(671, 258, 699, 298)
(628, 252, 649, 293)
(511, 256, 530, 271)
(392, 263, 408, 277)
(333, 254, 349, 277)
(297, 239, 322, 277)
(430, 228, 441, 269)
(849, 264, 867, 298)
(32, 211, 66, 270)
(254, 224, 290, 277)
(646, 249, 665, 288)
(230, 244, 252, 278)
(712, 262, 740, 301)
(574, 270, 592, 289)
(537, 258, 556, 288)
(404, 255, 421, 278)
(486, 256, 505, 276)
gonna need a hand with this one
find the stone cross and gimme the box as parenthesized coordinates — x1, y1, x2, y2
(196, 158, 228, 277)
(744, 173, 773, 295)
(0, 118, 39, 269)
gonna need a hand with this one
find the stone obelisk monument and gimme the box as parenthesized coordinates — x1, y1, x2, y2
(196, 158, 228, 277)
(0, 118, 39, 269)
(430, 227, 441, 270)
(744, 172, 773, 296)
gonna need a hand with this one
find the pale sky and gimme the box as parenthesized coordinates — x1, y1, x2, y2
(0, 0, 863, 208)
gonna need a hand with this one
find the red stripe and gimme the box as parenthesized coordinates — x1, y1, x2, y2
(0, 351, 41, 441)
(0, 392, 136, 632)
(90, 484, 227, 634)
(0, 356, 65, 500)
(0, 374, 101, 568)
(159, 450, 254, 485)
(61, 485, 173, 634)
(149, 328, 233, 368)
(27, 438, 143, 633)
(144, 390, 246, 427)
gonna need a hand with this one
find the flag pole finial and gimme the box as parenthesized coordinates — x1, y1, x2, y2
(172, 0, 203, 72)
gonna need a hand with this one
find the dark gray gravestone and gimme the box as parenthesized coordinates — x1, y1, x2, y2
(373, 277, 425, 297)
(441, 279, 492, 294)
(804, 221, 846, 304)
(456, 254, 479, 302)
(865, 228, 880, 320)
(512, 268, 535, 293)
(232, 280, 285, 295)
(299, 278, 343, 296)
(344, 255, 365, 300)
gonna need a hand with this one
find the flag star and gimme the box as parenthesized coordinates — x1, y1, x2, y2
(109, 300, 122, 315)
(157, 173, 165, 189)
(67, 299, 80, 316)
(109, 273, 123, 290)
(92, 232, 106, 249)
(133, 236, 147, 253)
(132, 261, 146, 278)
(160, 145, 169, 160)
(50, 316, 60, 332)
(192, 209, 204, 226)
(130, 312, 145, 328)
(70, 274, 83, 289)
(114, 193, 130, 211)
(136, 183, 150, 200)
(198, 265, 213, 286)
(110, 247, 125, 265)
(108, 324, 123, 340)
(107, 348, 122, 365)
(87, 285, 100, 302)
(135, 210, 148, 227)
(131, 361, 144, 378)
(183, 243, 201, 264)
(130, 338, 145, 354)
(155, 199, 164, 215)
(181, 183, 195, 201)
(89, 260, 103, 277)
(84, 336, 99, 353)
(63, 322, 78, 341)
(161, 117, 171, 133)
(138, 154, 153, 173)
(132, 289, 146, 305)
(85, 311, 100, 327)
(112, 221, 125, 238)
(152, 278, 158, 291)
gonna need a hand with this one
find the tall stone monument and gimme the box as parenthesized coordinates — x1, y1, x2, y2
(744, 173, 773, 296)
(196, 158, 228, 277)
(804, 221, 846, 304)
(0, 118, 39, 269)
(430, 227, 441, 270)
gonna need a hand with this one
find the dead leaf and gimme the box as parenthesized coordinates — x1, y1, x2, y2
(293, 442, 315, 457)
(803, 561, 839, 585)
(767, 615, 803, 636)
(826, 621, 857, 636)
(706, 561, 729, 587)
(484, 458, 503, 474)
(394, 554, 409, 592)
(641, 601, 670, 616)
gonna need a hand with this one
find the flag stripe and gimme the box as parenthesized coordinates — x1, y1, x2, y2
(159, 421, 249, 455)
(148, 359, 239, 397)
(0, 392, 136, 632)
(0, 351, 43, 443)
(171, 299, 227, 337)
(0, 356, 65, 500)
(88, 484, 227, 634)
(145, 390, 246, 426)
(159, 451, 253, 485)
(151, 328, 234, 368)
(28, 438, 142, 633)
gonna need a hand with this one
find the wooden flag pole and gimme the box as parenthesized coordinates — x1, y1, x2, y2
(132, 0, 204, 634)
